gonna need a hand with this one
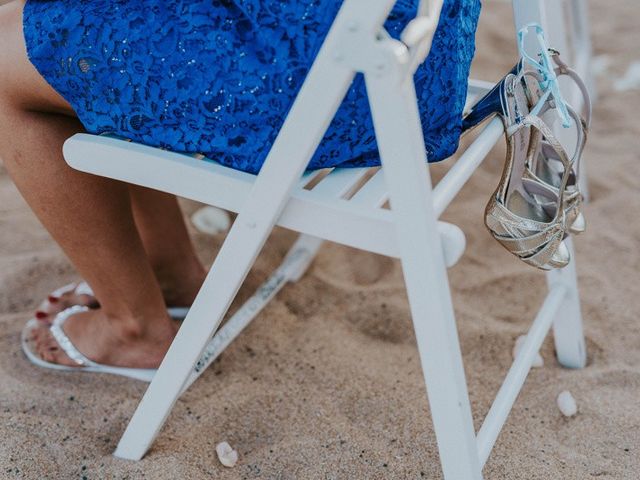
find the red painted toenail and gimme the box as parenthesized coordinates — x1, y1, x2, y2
(48, 295, 60, 303)
(35, 311, 48, 319)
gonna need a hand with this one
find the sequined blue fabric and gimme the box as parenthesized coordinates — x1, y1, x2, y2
(23, 0, 480, 173)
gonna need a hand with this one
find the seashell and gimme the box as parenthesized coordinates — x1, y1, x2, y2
(191, 206, 231, 235)
(557, 390, 578, 417)
(216, 441, 239, 468)
(512, 335, 544, 368)
(614, 61, 640, 91)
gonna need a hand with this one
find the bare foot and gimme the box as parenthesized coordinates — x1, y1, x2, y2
(31, 308, 178, 369)
(155, 263, 207, 309)
(35, 268, 206, 325)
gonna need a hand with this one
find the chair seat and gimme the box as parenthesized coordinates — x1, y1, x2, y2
(63, 80, 492, 262)
(66, 133, 469, 264)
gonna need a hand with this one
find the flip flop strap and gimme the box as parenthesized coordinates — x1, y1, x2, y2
(75, 281, 95, 297)
(50, 281, 95, 299)
(50, 305, 98, 367)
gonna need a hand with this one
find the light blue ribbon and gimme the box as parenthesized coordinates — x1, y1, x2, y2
(517, 23, 572, 128)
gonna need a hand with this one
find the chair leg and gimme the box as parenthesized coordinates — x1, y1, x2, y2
(113, 7, 363, 457)
(364, 63, 482, 478)
(114, 222, 278, 460)
(115, 231, 323, 462)
(281, 234, 324, 283)
(513, 0, 587, 368)
(179, 235, 323, 394)
(546, 238, 587, 368)
(571, 0, 595, 202)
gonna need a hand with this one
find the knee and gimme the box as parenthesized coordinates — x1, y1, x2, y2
(0, 1, 26, 107)
(0, 0, 72, 115)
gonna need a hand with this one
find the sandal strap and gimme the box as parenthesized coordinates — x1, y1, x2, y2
(527, 51, 592, 129)
(531, 102, 587, 166)
(488, 203, 565, 260)
(522, 116, 572, 175)
(50, 306, 98, 367)
(522, 58, 589, 185)
(486, 101, 571, 243)
(550, 50, 592, 128)
(489, 198, 559, 232)
(521, 232, 564, 268)
(495, 219, 563, 252)
(521, 114, 574, 214)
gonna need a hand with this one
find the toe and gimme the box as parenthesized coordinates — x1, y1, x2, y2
(33, 326, 79, 367)
(48, 344, 79, 367)
(71, 292, 99, 309)
(34, 307, 53, 324)
(39, 339, 58, 363)
(30, 323, 46, 342)
(35, 284, 98, 325)
(34, 298, 62, 325)
(34, 327, 52, 360)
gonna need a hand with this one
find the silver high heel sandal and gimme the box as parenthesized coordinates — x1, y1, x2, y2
(463, 64, 574, 270)
(518, 28, 591, 236)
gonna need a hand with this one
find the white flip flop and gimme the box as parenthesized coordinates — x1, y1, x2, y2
(167, 306, 190, 320)
(51, 281, 95, 299)
(21, 305, 156, 382)
(45, 281, 190, 321)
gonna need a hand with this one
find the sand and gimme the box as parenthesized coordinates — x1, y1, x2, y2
(1, 1, 639, 478)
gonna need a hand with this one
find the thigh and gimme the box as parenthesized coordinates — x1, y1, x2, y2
(0, 0, 75, 116)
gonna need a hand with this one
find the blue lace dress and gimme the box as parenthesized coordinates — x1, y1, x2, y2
(23, 0, 480, 174)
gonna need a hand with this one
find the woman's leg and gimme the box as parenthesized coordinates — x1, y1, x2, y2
(1, 0, 176, 368)
(129, 186, 207, 307)
(38, 187, 208, 319)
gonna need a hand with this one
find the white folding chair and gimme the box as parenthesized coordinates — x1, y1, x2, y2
(62, 0, 593, 477)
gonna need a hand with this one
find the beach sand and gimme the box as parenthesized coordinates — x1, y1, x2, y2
(1, 1, 639, 478)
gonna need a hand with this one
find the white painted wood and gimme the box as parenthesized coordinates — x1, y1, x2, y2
(365, 44, 482, 479)
(64, 134, 254, 213)
(566, 0, 595, 200)
(181, 235, 323, 393)
(113, 0, 382, 460)
(476, 286, 567, 466)
(432, 117, 504, 217)
(310, 167, 370, 197)
(350, 168, 388, 207)
(404, 0, 443, 74)
(569, 0, 596, 102)
(546, 238, 587, 368)
(64, 135, 466, 265)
